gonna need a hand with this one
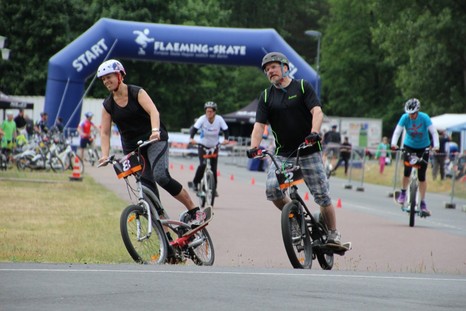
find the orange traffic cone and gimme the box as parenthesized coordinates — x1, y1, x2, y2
(251, 177, 255, 185)
(189, 164, 194, 171)
(230, 174, 234, 181)
(170, 163, 173, 170)
(217, 170, 220, 177)
(304, 192, 309, 201)
(180, 164, 184, 170)
(336, 198, 342, 208)
(69, 156, 83, 182)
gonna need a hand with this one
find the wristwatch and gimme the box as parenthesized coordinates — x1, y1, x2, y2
(151, 128, 160, 132)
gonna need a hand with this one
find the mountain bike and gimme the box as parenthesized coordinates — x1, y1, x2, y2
(252, 143, 351, 270)
(393, 148, 431, 227)
(99, 139, 215, 265)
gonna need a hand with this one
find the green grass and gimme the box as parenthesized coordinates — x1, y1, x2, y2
(0, 169, 132, 264)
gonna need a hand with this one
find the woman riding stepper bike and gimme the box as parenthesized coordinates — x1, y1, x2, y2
(96, 59, 208, 230)
(99, 139, 214, 265)
(188, 101, 229, 198)
(391, 98, 439, 216)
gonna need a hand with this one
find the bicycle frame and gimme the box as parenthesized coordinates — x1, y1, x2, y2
(257, 145, 325, 239)
(197, 143, 219, 208)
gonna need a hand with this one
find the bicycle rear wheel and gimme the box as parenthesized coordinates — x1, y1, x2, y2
(281, 202, 313, 269)
(120, 204, 168, 264)
(188, 228, 215, 266)
(409, 182, 417, 227)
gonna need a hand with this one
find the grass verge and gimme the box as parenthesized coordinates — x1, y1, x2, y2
(0, 169, 132, 264)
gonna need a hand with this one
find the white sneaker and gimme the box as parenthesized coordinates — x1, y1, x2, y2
(327, 230, 341, 245)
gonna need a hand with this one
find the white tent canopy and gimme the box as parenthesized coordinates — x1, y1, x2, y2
(431, 113, 466, 153)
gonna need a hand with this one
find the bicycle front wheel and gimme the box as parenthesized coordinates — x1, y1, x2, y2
(188, 228, 215, 266)
(49, 155, 64, 172)
(409, 182, 417, 227)
(120, 204, 168, 264)
(205, 170, 216, 207)
(281, 202, 313, 269)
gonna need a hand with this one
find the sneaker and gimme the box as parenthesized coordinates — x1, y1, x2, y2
(187, 208, 206, 228)
(397, 191, 406, 204)
(327, 230, 341, 245)
(420, 201, 431, 217)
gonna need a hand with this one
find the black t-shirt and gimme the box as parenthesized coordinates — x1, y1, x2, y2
(256, 79, 321, 157)
(103, 84, 168, 153)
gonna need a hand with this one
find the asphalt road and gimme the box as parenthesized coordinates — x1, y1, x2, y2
(1, 263, 465, 311)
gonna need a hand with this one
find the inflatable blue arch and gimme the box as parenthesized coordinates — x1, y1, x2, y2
(44, 18, 320, 128)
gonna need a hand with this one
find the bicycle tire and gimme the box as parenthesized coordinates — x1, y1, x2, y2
(49, 155, 64, 172)
(409, 182, 417, 227)
(281, 201, 313, 269)
(120, 204, 168, 264)
(188, 228, 215, 266)
(313, 214, 334, 270)
(205, 170, 216, 207)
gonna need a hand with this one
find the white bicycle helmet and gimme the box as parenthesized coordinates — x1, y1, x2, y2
(261, 52, 289, 71)
(404, 98, 421, 114)
(85, 111, 93, 118)
(96, 59, 126, 78)
(204, 101, 217, 110)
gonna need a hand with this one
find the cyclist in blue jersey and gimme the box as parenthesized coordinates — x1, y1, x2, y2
(391, 98, 439, 216)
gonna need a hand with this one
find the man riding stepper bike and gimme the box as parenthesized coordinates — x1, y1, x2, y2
(188, 101, 230, 196)
(247, 51, 342, 246)
(391, 98, 439, 217)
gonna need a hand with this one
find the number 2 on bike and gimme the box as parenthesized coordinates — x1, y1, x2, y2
(252, 143, 351, 270)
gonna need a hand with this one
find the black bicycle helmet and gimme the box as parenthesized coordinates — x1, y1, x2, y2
(204, 101, 217, 110)
(261, 52, 289, 71)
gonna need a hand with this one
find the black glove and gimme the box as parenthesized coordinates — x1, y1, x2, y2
(305, 132, 321, 145)
(246, 147, 260, 159)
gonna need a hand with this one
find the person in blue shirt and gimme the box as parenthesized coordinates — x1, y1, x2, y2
(391, 98, 439, 216)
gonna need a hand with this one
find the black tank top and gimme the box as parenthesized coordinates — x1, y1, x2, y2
(103, 84, 168, 153)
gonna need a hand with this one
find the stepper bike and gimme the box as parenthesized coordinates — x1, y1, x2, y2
(189, 143, 218, 208)
(253, 143, 351, 270)
(393, 148, 431, 227)
(99, 139, 214, 265)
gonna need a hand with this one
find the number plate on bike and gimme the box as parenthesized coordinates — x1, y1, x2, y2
(276, 166, 304, 189)
(114, 152, 142, 179)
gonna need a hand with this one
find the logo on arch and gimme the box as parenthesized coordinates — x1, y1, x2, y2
(133, 28, 155, 55)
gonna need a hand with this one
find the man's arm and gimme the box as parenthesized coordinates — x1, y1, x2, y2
(250, 122, 266, 148)
(310, 106, 323, 133)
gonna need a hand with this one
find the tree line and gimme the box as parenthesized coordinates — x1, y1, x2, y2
(1, 0, 464, 136)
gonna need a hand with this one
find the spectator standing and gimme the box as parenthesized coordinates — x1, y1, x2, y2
(375, 136, 391, 174)
(1, 113, 17, 161)
(432, 129, 450, 181)
(332, 136, 352, 175)
(34, 112, 49, 134)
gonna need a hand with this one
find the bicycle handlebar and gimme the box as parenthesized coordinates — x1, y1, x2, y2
(97, 139, 159, 168)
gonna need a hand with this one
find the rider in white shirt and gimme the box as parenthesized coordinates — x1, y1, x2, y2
(189, 101, 230, 195)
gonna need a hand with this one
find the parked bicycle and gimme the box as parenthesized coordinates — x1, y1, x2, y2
(393, 148, 431, 227)
(99, 139, 215, 265)
(189, 143, 218, 208)
(252, 142, 351, 269)
(15, 134, 64, 172)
